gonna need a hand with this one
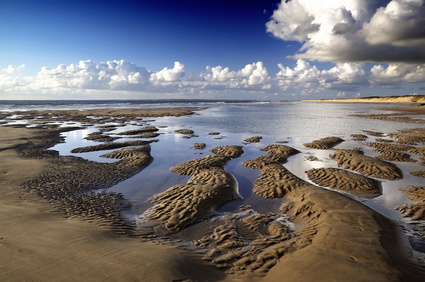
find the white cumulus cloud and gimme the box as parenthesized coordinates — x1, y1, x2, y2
(150, 61, 185, 83)
(2, 64, 25, 74)
(0, 59, 422, 99)
(34, 59, 151, 91)
(267, 0, 425, 63)
(370, 63, 425, 85)
(361, 0, 425, 47)
(199, 62, 271, 90)
(275, 59, 367, 92)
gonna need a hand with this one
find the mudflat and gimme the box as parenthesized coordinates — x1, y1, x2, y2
(1, 106, 425, 281)
(0, 114, 224, 282)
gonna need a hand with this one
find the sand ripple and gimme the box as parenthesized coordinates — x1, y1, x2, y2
(307, 167, 381, 197)
(140, 146, 245, 233)
(330, 149, 402, 180)
(71, 140, 155, 153)
(397, 186, 425, 237)
(198, 206, 297, 277)
(303, 136, 344, 149)
(242, 145, 300, 169)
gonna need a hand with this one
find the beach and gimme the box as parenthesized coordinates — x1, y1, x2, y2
(0, 110, 225, 281)
(302, 95, 425, 104)
(1, 102, 425, 281)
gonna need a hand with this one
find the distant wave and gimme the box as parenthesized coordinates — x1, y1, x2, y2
(0, 99, 289, 111)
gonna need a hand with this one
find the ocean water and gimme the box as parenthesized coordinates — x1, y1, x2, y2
(0, 99, 266, 111)
(1, 100, 424, 250)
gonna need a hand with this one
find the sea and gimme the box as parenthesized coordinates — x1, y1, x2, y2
(1, 99, 424, 251)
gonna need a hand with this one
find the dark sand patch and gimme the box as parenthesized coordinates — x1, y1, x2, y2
(170, 155, 230, 176)
(365, 142, 413, 152)
(139, 132, 161, 138)
(197, 206, 298, 277)
(101, 146, 152, 164)
(351, 134, 367, 141)
(306, 167, 381, 197)
(140, 146, 245, 233)
(193, 143, 206, 149)
(375, 138, 394, 143)
(242, 145, 300, 169)
(355, 114, 425, 124)
(330, 149, 403, 180)
(210, 145, 244, 158)
(362, 130, 384, 137)
(412, 170, 425, 178)
(2, 109, 196, 133)
(397, 202, 425, 222)
(388, 132, 425, 145)
(250, 164, 304, 198)
(85, 132, 121, 142)
(117, 127, 159, 135)
(182, 134, 199, 139)
(305, 155, 321, 161)
(142, 167, 239, 233)
(71, 140, 155, 153)
(244, 136, 263, 143)
(175, 129, 195, 135)
(409, 147, 425, 157)
(396, 186, 425, 237)
(98, 125, 119, 132)
(303, 136, 344, 149)
(401, 186, 425, 203)
(375, 149, 417, 163)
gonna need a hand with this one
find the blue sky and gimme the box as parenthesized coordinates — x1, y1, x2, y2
(1, 0, 425, 100)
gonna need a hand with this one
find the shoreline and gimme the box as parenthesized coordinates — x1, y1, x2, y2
(302, 95, 425, 104)
(1, 105, 425, 280)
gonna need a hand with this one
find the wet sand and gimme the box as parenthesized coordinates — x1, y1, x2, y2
(1, 106, 425, 281)
(306, 167, 381, 198)
(0, 126, 224, 282)
(303, 136, 344, 149)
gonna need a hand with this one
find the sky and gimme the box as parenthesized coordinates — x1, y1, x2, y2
(1, 0, 425, 100)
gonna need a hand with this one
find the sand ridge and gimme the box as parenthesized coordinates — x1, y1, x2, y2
(306, 167, 381, 197)
(351, 134, 368, 141)
(241, 146, 421, 281)
(84, 131, 121, 142)
(375, 149, 417, 163)
(397, 186, 425, 238)
(193, 143, 206, 149)
(330, 149, 403, 180)
(242, 144, 300, 169)
(71, 140, 156, 153)
(412, 170, 425, 178)
(139, 146, 245, 233)
(303, 136, 344, 149)
(244, 136, 263, 143)
(117, 126, 159, 135)
(197, 206, 300, 277)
